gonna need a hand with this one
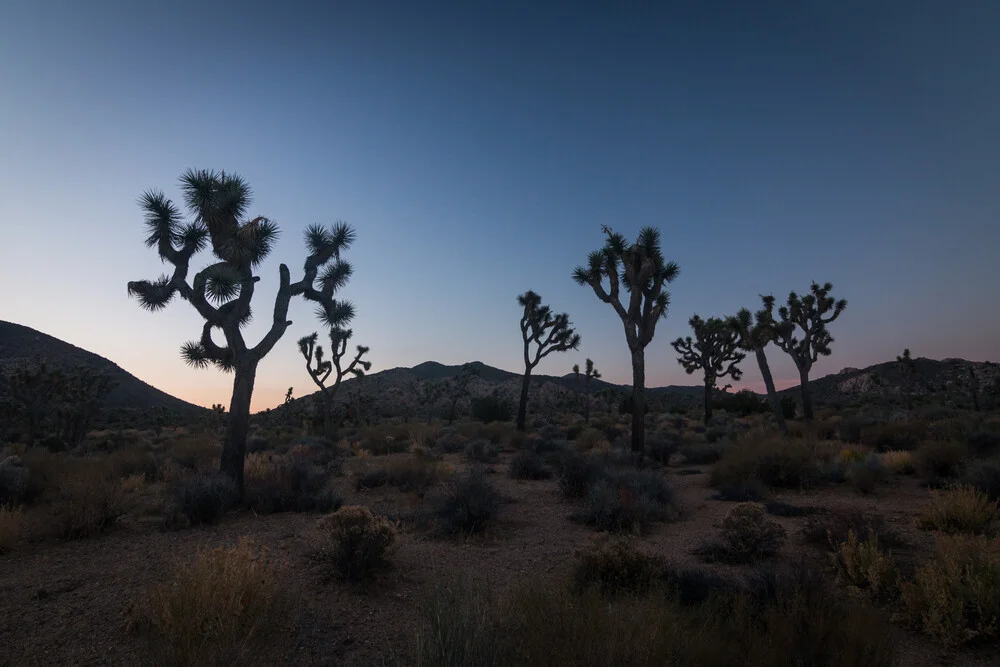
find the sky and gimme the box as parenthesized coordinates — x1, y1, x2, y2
(1, 1, 998, 412)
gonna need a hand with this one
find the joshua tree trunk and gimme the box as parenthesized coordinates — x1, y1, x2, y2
(754, 347, 788, 436)
(797, 365, 814, 421)
(703, 377, 713, 425)
(630, 350, 645, 460)
(516, 369, 532, 431)
(220, 362, 257, 492)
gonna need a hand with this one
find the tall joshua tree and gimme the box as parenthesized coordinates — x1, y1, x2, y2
(729, 300, 788, 435)
(896, 348, 917, 409)
(765, 282, 847, 421)
(516, 290, 581, 431)
(298, 328, 371, 437)
(127, 169, 357, 490)
(573, 358, 601, 424)
(672, 315, 746, 425)
(573, 226, 679, 459)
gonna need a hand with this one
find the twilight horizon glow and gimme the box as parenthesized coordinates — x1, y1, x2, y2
(1, 1, 998, 412)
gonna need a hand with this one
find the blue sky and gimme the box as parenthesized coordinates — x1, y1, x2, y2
(1, 1, 998, 411)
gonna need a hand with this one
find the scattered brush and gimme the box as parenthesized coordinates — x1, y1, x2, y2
(881, 450, 916, 475)
(434, 468, 502, 535)
(508, 451, 553, 480)
(165, 473, 237, 528)
(804, 507, 905, 551)
(311, 506, 399, 581)
(572, 470, 678, 535)
(917, 484, 998, 535)
(830, 530, 898, 602)
(696, 502, 786, 564)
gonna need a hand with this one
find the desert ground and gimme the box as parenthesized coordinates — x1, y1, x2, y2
(2, 406, 1000, 667)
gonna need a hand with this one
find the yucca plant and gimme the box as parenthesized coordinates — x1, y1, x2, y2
(729, 301, 788, 435)
(298, 328, 371, 438)
(515, 290, 580, 431)
(573, 226, 679, 461)
(672, 315, 746, 425)
(128, 169, 357, 489)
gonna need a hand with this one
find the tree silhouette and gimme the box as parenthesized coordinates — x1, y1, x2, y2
(729, 299, 788, 435)
(298, 328, 371, 437)
(896, 348, 916, 409)
(573, 358, 601, 424)
(127, 169, 356, 490)
(764, 282, 847, 421)
(672, 315, 746, 425)
(573, 226, 679, 461)
(516, 290, 580, 431)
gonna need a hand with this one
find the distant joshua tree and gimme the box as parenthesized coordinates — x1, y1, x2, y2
(896, 348, 916, 409)
(573, 358, 601, 424)
(127, 169, 357, 491)
(764, 282, 847, 421)
(298, 328, 371, 436)
(516, 290, 581, 431)
(672, 315, 746, 425)
(573, 226, 679, 461)
(729, 300, 788, 435)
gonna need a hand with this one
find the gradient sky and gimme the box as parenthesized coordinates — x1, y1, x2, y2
(1, 1, 998, 412)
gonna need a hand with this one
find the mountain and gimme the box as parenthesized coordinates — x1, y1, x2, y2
(0, 321, 208, 416)
(777, 357, 1000, 408)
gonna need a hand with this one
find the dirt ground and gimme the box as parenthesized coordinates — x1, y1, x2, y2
(0, 449, 995, 667)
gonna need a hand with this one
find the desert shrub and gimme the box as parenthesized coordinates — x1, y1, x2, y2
(713, 480, 767, 502)
(245, 457, 339, 514)
(711, 437, 817, 490)
(918, 485, 998, 535)
(574, 471, 677, 535)
(680, 443, 723, 465)
(0, 458, 32, 505)
(435, 431, 469, 454)
(0, 504, 22, 554)
(914, 439, 968, 485)
(764, 500, 819, 517)
(881, 450, 916, 474)
(508, 451, 552, 480)
(471, 395, 511, 424)
(167, 473, 237, 527)
(106, 449, 160, 481)
(900, 534, 1000, 646)
(831, 530, 898, 601)
(558, 451, 610, 499)
(246, 435, 269, 452)
(704, 425, 733, 444)
(573, 539, 668, 596)
(385, 455, 445, 493)
(837, 417, 876, 444)
(646, 432, 678, 464)
(435, 468, 501, 534)
(804, 508, 904, 551)
(847, 454, 891, 494)
(698, 502, 786, 564)
(574, 427, 607, 451)
(537, 424, 566, 442)
(356, 468, 389, 490)
(861, 421, 924, 451)
(968, 430, 1000, 456)
(414, 576, 505, 667)
(464, 439, 501, 463)
(55, 465, 128, 540)
(312, 506, 399, 581)
(836, 445, 869, 465)
(359, 427, 410, 456)
(127, 538, 289, 666)
(965, 461, 1000, 502)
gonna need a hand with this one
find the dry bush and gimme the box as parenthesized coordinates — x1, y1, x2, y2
(105, 448, 159, 482)
(836, 445, 870, 465)
(464, 439, 501, 462)
(414, 566, 897, 667)
(54, 463, 128, 540)
(508, 450, 552, 480)
(699, 502, 786, 564)
(831, 530, 898, 601)
(244, 455, 339, 514)
(0, 504, 23, 554)
(166, 473, 237, 527)
(574, 470, 678, 535)
(312, 506, 399, 581)
(410, 423, 443, 449)
(386, 454, 446, 493)
(804, 508, 904, 551)
(881, 450, 916, 475)
(914, 440, 968, 484)
(573, 539, 669, 597)
(917, 485, 998, 535)
(165, 434, 223, 470)
(900, 534, 1000, 646)
(861, 421, 925, 451)
(575, 427, 608, 451)
(126, 538, 290, 666)
(846, 454, 891, 494)
(434, 468, 502, 534)
(711, 436, 817, 490)
(121, 473, 147, 494)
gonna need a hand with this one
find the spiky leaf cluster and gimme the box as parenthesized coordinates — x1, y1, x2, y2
(572, 226, 679, 350)
(518, 290, 581, 369)
(573, 358, 601, 384)
(128, 169, 359, 375)
(728, 297, 778, 351)
(765, 282, 847, 371)
(672, 315, 746, 384)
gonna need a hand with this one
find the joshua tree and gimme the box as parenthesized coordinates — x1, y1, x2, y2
(573, 226, 679, 461)
(298, 328, 371, 436)
(516, 290, 581, 431)
(672, 315, 746, 425)
(729, 300, 788, 435)
(764, 282, 847, 421)
(127, 169, 357, 491)
(896, 348, 917, 409)
(572, 359, 601, 424)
